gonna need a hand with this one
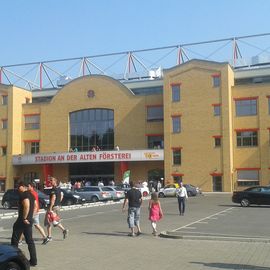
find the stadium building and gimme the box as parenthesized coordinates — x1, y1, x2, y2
(1, 54, 270, 192)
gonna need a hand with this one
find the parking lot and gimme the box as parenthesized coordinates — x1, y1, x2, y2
(1, 193, 270, 269)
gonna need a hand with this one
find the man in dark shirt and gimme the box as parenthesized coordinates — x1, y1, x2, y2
(122, 181, 142, 236)
(11, 181, 37, 267)
(43, 176, 68, 244)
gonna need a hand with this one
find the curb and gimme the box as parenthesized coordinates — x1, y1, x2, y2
(159, 231, 270, 243)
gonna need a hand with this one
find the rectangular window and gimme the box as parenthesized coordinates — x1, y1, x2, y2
(2, 95, 8, 105)
(237, 131, 258, 147)
(214, 137, 221, 147)
(147, 135, 164, 149)
(237, 170, 259, 187)
(25, 141, 40, 154)
(2, 119, 7, 129)
(212, 75, 220, 87)
(147, 106, 163, 122)
(213, 105, 221, 116)
(1, 146, 7, 156)
(235, 99, 257, 116)
(172, 84, 180, 102)
(172, 116, 181, 133)
(25, 115, 40, 130)
(173, 149, 181, 165)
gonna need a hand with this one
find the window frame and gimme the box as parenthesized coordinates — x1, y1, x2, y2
(1, 95, 8, 105)
(25, 141, 40, 154)
(146, 105, 163, 122)
(1, 146, 7, 156)
(236, 129, 258, 147)
(214, 136, 222, 147)
(235, 97, 258, 117)
(2, 119, 7, 129)
(171, 84, 181, 102)
(172, 148, 181, 165)
(212, 74, 221, 87)
(213, 104, 221, 116)
(172, 115, 181, 133)
(24, 114, 40, 130)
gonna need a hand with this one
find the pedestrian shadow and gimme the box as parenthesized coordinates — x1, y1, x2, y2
(82, 231, 130, 238)
(191, 261, 269, 269)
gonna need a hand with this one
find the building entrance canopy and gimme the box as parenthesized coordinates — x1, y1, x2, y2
(13, 149, 164, 165)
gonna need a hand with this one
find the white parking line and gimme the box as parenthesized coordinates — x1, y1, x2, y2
(171, 207, 235, 232)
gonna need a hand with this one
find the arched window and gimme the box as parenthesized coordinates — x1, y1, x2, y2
(70, 109, 114, 151)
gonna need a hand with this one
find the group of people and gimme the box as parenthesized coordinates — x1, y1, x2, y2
(122, 181, 164, 237)
(11, 177, 189, 266)
(122, 181, 189, 237)
(11, 177, 68, 267)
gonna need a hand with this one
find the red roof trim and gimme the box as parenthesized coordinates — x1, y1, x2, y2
(171, 173, 184, 176)
(236, 168, 261, 171)
(170, 83, 181, 87)
(171, 114, 182, 117)
(234, 128, 259, 132)
(212, 103, 222, 106)
(266, 95, 270, 99)
(212, 135, 222, 138)
(24, 113, 40, 117)
(211, 73, 221, 78)
(171, 147, 183, 150)
(233, 96, 258, 101)
(210, 172, 223, 176)
(146, 104, 163, 108)
(23, 140, 40, 143)
(0, 176, 6, 180)
(145, 134, 163, 137)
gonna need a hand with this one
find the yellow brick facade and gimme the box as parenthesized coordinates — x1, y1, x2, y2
(1, 59, 270, 192)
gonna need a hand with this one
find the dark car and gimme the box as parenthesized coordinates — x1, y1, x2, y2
(0, 244, 30, 270)
(43, 188, 85, 206)
(1, 189, 49, 210)
(232, 186, 270, 207)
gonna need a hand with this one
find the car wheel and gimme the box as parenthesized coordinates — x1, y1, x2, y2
(91, 196, 99, 203)
(66, 199, 73, 206)
(158, 192, 165, 198)
(4, 261, 21, 270)
(3, 201, 11, 209)
(240, 198, 250, 207)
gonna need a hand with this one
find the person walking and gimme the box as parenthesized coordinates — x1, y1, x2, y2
(11, 181, 37, 267)
(122, 181, 142, 237)
(43, 177, 68, 243)
(148, 192, 163, 236)
(176, 182, 188, 215)
(27, 182, 48, 244)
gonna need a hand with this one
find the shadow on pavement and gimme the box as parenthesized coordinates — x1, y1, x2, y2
(82, 231, 130, 237)
(191, 261, 269, 269)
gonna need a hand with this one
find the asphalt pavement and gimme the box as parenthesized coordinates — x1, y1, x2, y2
(1, 194, 270, 270)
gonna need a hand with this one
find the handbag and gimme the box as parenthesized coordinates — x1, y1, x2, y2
(47, 211, 61, 226)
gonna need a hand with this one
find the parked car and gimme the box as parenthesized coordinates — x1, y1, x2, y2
(74, 186, 112, 202)
(103, 186, 125, 201)
(43, 188, 85, 206)
(115, 183, 150, 197)
(158, 183, 201, 198)
(0, 244, 30, 270)
(232, 186, 270, 207)
(1, 189, 49, 210)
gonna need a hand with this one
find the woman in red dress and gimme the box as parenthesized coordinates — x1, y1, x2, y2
(148, 192, 163, 236)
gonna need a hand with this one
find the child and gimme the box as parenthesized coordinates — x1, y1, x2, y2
(148, 192, 163, 236)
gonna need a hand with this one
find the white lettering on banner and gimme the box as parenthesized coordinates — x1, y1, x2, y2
(12, 150, 164, 165)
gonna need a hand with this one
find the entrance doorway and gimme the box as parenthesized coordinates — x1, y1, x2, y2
(212, 176, 222, 192)
(69, 162, 114, 186)
(148, 169, 164, 191)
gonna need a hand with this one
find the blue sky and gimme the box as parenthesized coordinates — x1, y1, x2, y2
(1, 0, 270, 66)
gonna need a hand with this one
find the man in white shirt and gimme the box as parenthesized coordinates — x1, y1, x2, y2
(176, 182, 188, 216)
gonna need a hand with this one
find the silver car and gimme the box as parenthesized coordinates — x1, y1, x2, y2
(102, 186, 125, 201)
(74, 186, 112, 202)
